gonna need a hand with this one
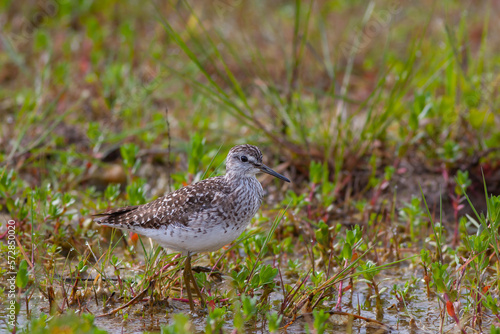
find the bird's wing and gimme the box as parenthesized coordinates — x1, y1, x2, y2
(93, 176, 232, 230)
(93, 205, 140, 222)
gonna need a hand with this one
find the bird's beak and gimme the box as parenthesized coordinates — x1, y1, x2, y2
(258, 164, 291, 183)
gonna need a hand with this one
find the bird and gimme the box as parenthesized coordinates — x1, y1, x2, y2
(93, 144, 290, 311)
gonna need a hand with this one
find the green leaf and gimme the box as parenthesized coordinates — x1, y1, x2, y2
(258, 264, 278, 286)
(342, 243, 352, 261)
(315, 221, 330, 248)
(16, 260, 29, 289)
(120, 143, 139, 169)
(309, 161, 322, 184)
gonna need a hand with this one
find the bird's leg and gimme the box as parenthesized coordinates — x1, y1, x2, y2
(187, 261, 206, 308)
(183, 255, 195, 311)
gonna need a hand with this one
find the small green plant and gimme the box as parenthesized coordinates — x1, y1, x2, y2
(283, 189, 308, 214)
(104, 183, 121, 202)
(391, 278, 417, 308)
(110, 255, 124, 294)
(358, 259, 386, 312)
(241, 295, 258, 319)
(342, 225, 362, 262)
(309, 161, 336, 212)
(306, 308, 330, 334)
(126, 178, 147, 205)
(420, 249, 432, 296)
(430, 262, 451, 293)
(1, 168, 29, 220)
(232, 262, 278, 296)
(266, 311, 283, 333)
(21, 312, 106, 334)
(120, 142, 141, 172)
(439, 139, 461, 163)
(205, 307, 227, 334)
(399, 196, 424, 242)
(16, 260, 29, 290)
(161, 313, 194, 334)
(232, 295, 260, 333)
(482, 295, 499, 318)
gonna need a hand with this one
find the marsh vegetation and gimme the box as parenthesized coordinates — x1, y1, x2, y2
(1, 1, 499, 333)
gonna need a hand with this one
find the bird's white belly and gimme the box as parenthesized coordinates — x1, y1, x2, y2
(131, 222, 248, 254)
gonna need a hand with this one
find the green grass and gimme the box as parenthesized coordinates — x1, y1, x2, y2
(1, 0, 500, 333)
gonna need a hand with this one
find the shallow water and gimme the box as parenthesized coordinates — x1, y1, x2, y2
(3, 261, 488, 334)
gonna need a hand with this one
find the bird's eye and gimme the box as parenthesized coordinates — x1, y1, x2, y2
(240, 155, 248, 162)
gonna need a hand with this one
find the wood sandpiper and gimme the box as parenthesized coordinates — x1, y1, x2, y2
(93, 144, 290, 311)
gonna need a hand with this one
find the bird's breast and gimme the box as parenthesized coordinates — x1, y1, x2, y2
(228, 177, 264, 223)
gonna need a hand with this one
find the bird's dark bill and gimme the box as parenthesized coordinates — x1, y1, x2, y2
(259, 165, 290, 182)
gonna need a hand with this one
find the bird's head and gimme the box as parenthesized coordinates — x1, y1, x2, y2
(225, 144, 290, 182)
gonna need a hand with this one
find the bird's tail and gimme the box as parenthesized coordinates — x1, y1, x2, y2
(92, 205, 140, 225)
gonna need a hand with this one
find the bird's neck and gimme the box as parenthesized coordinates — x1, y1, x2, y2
(225, 172, 264, 202)
(225, 172, 262, 189)
(225, 171, 256, 182)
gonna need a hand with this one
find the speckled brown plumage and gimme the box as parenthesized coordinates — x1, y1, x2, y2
(93, 177, 232, 230)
